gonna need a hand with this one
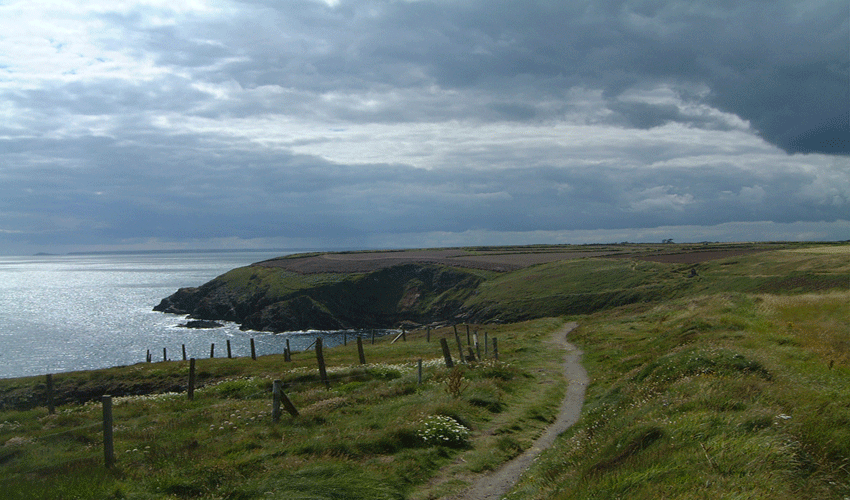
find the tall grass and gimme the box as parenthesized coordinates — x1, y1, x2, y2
(510, 291, 850, 499)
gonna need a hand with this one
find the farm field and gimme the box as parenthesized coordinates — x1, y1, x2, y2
(0, 242, 847, 499)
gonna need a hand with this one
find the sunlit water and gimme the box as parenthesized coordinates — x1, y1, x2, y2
(0, 252, 391, 379)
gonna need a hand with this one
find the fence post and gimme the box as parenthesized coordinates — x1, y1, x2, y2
(146, 349, 151, 363)
(357, 336, 366, 365)
(46, 374, 55, 415)
(274, 380, 299, 418)
(188, 358, 196, 401)
(163, 347, 167, 362)
(272, 380, 282, 422)
(284, 338, 291, 362)
(344, 332, 347, 346)
(316, 338, 329, 388)
(418, 359, 423, 384)
(454, 327, 466, 364)
(484, 331, 489, 357)
(251, 338, 257, 360)
(227, 339, 232, 359)
(466, 324, 471, 345)
(371, 330, 375, 345)
(210, 343, 215, 358)
(493, 338, 499, 360)
(474, 332, 481, 361)
(182, 344, 187, 361)
(102, 395, 114, 468)
(440, 338, 454, 368)
(402, 325, 406, 341)
(427, 326, 431, 342)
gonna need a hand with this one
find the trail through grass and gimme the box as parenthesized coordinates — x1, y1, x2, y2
(510, 291, 850, 499)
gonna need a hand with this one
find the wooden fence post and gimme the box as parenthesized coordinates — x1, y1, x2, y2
(272, 380, 282, 422)
(284, 339, 291, 362)
(371, 330, 375, 345)
(440, 338, 454, 368)
(344, 332, 347, 346)
(357, 336, 366, 365)
(316, 338, 329, 388)
(493, 338, 499, 360)
(484, 331, 489, 357)
(474, 332, 481, 361)
(46, 374, 55, 415)
(210, 343, 215, 358)
(402, 326, 406, 341)
(146, 349, 151, 363)
(163, 347, 167, 362)
(227, 339, 232, 359)
(102, 395, 114, 468)
(188, 358, 196, 401)
(427, 326, 431, 342)
(250, 338, 257, 360)
(182, 344, 187, 361)
(418, 359, 423, 384)
(454, 328, 466, 364)
(273, 380, 299, 418)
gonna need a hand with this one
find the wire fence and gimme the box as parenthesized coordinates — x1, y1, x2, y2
(1, 325, 500, 474)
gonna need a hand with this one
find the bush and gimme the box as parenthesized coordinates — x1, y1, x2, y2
(416, 415, 470, 447)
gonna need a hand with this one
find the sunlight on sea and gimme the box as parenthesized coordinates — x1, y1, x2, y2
(0, 252, 384, 379)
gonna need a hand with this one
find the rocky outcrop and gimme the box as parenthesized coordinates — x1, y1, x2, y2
(155, 263, 485, 332)
(179, 320, 224, 329)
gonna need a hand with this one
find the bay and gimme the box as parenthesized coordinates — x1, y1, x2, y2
(0, 251, 389, 379)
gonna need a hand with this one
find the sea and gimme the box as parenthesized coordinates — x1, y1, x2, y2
(0, 251, 389, 380)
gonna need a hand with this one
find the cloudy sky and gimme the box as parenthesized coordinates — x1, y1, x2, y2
(1, 0, 848, 254)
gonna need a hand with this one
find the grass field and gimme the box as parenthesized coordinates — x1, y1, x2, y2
(0, 320, 569, 500)
(0, 243, 847, 499)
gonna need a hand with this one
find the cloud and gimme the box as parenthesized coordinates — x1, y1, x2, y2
(0, 0, 847, 254)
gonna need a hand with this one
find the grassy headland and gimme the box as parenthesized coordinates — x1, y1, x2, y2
(1, 242, 848, 499)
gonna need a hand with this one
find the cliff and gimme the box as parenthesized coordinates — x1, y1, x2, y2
(154, 262, 487, 331)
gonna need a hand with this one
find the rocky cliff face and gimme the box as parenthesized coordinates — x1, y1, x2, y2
(154, 263, 485, 332)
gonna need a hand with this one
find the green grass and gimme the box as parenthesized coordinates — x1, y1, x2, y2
(0, 319, 568, 500)
(509, 290, 850, 499)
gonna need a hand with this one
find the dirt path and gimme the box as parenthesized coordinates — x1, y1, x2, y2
(445, 322, 587, 500)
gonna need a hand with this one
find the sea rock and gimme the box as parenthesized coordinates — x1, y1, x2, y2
(179, 320, 224, 329)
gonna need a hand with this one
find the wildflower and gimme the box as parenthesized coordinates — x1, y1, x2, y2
(416, 415, 470, 447)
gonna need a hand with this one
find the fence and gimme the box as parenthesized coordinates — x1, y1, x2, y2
(12, 324, 498, 470)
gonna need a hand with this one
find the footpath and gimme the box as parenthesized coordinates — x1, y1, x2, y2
(447, 321, 588, 500)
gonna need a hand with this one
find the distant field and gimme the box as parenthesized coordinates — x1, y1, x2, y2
(784, 244, 850, 254)
(254, 242, 806, 273)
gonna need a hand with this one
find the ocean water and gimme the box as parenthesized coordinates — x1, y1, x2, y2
(0, 251, 388, 379)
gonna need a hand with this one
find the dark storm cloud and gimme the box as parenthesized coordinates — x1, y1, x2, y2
(0, 0, 847, 253)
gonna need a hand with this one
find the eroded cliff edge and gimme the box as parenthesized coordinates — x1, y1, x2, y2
(154, 261, 487, 332)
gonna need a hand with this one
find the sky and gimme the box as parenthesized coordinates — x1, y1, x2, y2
(1, 0, 848, 255)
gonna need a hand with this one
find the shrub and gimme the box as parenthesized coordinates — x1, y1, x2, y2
(416, 415, 470, 447)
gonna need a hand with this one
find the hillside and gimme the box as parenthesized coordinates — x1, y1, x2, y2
(154, 242, 843, 331)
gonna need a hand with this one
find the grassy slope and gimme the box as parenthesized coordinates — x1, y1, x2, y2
(0, 320, 568, 500)
(508, 246, 850, 499)
(0, 243, 847, 499)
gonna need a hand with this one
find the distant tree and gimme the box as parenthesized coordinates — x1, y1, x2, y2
(662, 238, 674, 244)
